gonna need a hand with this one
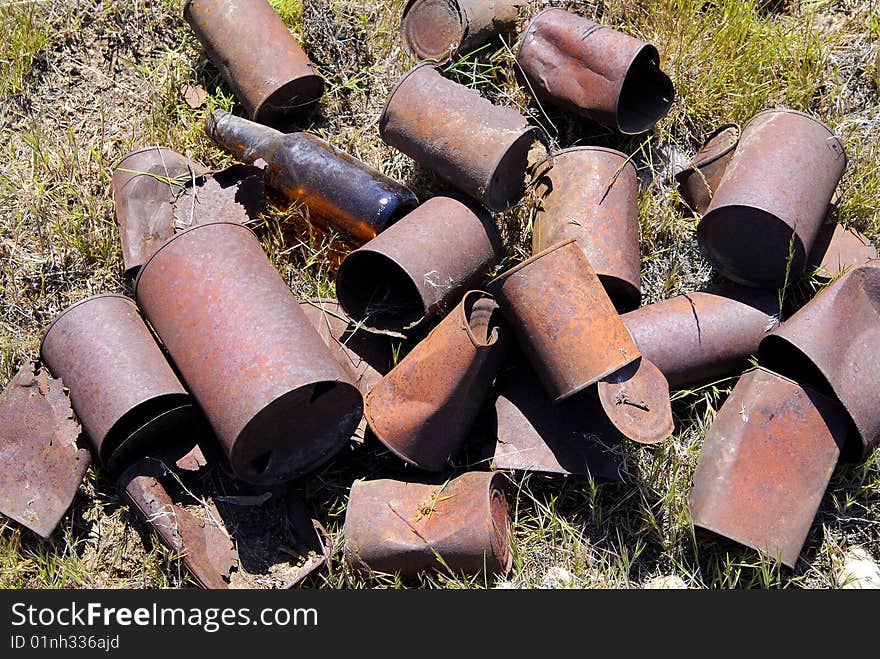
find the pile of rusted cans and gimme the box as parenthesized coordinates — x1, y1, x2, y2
(2, 0, 878, 587)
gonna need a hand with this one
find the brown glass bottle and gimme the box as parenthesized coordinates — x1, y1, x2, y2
(206, 110, 419, 245)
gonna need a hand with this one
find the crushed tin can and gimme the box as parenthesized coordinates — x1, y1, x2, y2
(380, 63, 543, 212)
(698, 109, 847, 288)
(40, 295, 198, 473)
(184, 0, 324, 126)
(516, 8, 674, 134)
(0, 363, 90, 539)
(401, 0, 522, 63)
(532, 146, 641, 311)
(675, 123, 740, 214)
(489, 239, 640, 403)
(596, 357, 674, 445)
(171, 163, 266, 231)
(135, 222, 363, 486)
(759, 260, 880, 459)
(336, 195, 502, 335)
(344, 471, 512, 578)
(689, 367, 849, 568)
(806, 222, 878, 282)
(621, 285, 780, 390)
(365, 291, 508, 471)
(206, 110, 418, 245)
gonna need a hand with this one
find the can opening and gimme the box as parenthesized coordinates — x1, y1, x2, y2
(254, 75, 325, 129)
(617, 47, 674, 135)
(486, 129, 539, 212)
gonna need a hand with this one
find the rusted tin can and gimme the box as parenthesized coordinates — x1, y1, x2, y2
(184, 0, 324, 127)
(135, 222, 363, 486)
(113, 147, 208, 274)
(532, 146, 641, 311)
(621, 285, 779, 390)
(759, 260, 880, 459)
(596, 357, 674, 445)
(675, 124, 740, 214)
(516, 8, 674, 134)
(336, 195, 502, 334)
(489, 239, 639, 403)
(344, 471, 512, 578)
(689, 367, 849, 568)
(365, 291, 508, 471)
(806, 222, 878, 281)
(380, 63, 542, 212)
(401, 0, 522, 63)
(206, 110, 418, 245)
(40, 295, 196, 472)
(698, 110, 847, 288)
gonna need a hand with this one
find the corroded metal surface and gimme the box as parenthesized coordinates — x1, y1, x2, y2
(344, 471, 512, 577)
(699, 109, 847, 287)
(206, 111, 417, 245)
(380, 63, 542, 212)
(184, 0, 324, 126)
(365, 291, 508, 471)
(336, 195, 502, 335)
(171, 163, 266, 230)
(621, 285, 779, 390)
(490, 239, 639, 403)
(759, 260, 880, 459)
(676, 124, 740, 214)
(0, 363, 90, 538)
(532, 146, 641, 311)
(516, 8, 674, 134)
(40, 295, 196, 471)
(135, 222, 363, 486)
(806, 222, 878, 281)
(597, 357, 674, 445)
(689, 367, 848, 568)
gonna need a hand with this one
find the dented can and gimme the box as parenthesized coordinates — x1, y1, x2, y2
(532, 146, 641, 311)
(806, 222, 878, 281)
(675, 123, 740, 214)
(759, 260, 880, 459)
(698, 109, 847, 288)
(401, 0, 522, 63)
(689, 367, 848, 568)
(365, 291, 508, 471)
(135, 222, 363, 486)
(489, 239, 640, 403)
(184, 0, 324, 127)
(516, 8, 674, 134)
(336, 195, 502, 334)
(380, 63, 542, 212)
(40, 295, 197, 472)
(344, 471, 512, 577)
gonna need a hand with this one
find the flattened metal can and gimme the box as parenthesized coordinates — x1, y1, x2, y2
(675, 124, 740, 214)
(336, 195, 502, 334)
(184, 0, 324, 127)
(698, 109, 847, 288)
(516, 8, 674, 134)
(40, 295, 197, 472)
(759, 260, 880, 459)
(344, 471, 512, 578)
(365, 291, 508, 471)
(380, 63, 542, 212)
(689, 367, 849, 568)
(489, 239, 639, 403)
(532, 146, 641, 311)
(135, 222, 363, 486)
(401, 0, 522, 63)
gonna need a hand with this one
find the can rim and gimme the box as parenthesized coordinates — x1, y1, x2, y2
(40, 294, 137, 363)
(675, 123, 741, 181)
(489, 237, 578, 287)
(378, 62, 441, 141)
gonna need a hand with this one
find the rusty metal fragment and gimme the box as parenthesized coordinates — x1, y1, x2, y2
(516, 8, 674, 134)
(689, 367, 848, 568)
(41, 295, 197, 472)
(336, 195, 502, 335)
(490, 239, 639, 403)
(365, 292, 508, 471)
(171, 163, 266, 230)
(597, 358, 674, 445)
(698, 110, 847, 287)
(675, 123, 740, 214)
(759, 261, 880, 459)
(532, 146, 641, 311)
(806, 222, 878, 281)
(184, 0, 324, 126)
(380, 63, 543, 212)
(344, 471, 512, 578)
(0, 363, 90, 538)
(621, 285, 780, 390)
(206, 110, 418, 245)
(401, 0, 522, 63)
(135, 222, 363, 486)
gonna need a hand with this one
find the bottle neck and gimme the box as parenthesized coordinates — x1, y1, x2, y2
(205, 110, 282, 164)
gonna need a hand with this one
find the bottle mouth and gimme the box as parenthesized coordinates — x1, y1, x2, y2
(204, 109, 230, 141)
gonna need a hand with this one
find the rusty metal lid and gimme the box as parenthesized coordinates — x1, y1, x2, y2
(597, 357, 674, 445)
